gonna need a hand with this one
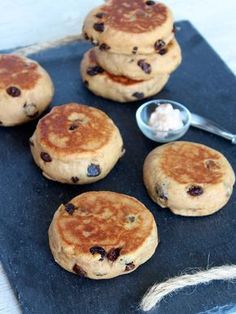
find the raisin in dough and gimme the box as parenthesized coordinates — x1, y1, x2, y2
(81, 49, 169, 102)
(0, 54, 54, 126)
(143, 142, 235, 217)
(83, 0, 174, 55)
(94, 39, 182, 80)
(30, 103, 124, 184)
(49, 191, 158, 279)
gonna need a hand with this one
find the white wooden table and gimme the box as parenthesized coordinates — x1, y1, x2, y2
(0, 1, 235, 313)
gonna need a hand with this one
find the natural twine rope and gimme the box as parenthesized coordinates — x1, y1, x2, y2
(12, 34, 83, 56)
(140, 265, 236, 312)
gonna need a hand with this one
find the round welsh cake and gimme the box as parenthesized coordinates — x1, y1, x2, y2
(94, 38, 182, 80)
(30, 103, 124, 184)
(49, 191, 158, 279)
(0, 54, 54, 126)
(81, 49, 169, 102)
(83, 0, 174, 54)
(143, 142, 235, 216)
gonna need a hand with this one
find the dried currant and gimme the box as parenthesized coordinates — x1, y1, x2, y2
(99, 43, 110, 51)
(154, 39, 165, 51)
(133, 92, 144, 99)
(93, 22, 105, 32)
(69, 124, 78, 131)
(84, 32, 89, 40)
(40, 152, 52, 162)
(87, 66, 104, 76)
(159, 48, 167, 55)
(160, 194, 168, 201)
(107, 248, 121, 262)
(64, 203, 76, 215)
(125, 262, 135, 271)
(137, 59, 151, 74)
(132, 47, 138, 54)
(90, 246, 106, 261)
(71, 176, 79, 183)
(73, 264, 87, 277)
(87, 164, 101, 177)
(187, 186, 204, 196)
(6, 86, 21, 97)
(155, 184, 168, 201)
(146, 0, 156, 5)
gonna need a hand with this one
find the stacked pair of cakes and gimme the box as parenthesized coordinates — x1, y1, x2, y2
(81, 0, 182, 103)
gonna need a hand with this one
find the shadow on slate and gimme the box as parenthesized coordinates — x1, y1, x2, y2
(0, 21, 236, 314)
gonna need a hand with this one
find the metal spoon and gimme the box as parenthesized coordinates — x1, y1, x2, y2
(191, 113, 236, 144)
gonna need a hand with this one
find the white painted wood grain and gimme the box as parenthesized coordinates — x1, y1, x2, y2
(0, 1, 235, 313)
(0, 0, 235, 73)
(0, 264, 21, 313)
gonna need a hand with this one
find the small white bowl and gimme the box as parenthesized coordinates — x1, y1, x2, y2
(136, 99, 191, 143)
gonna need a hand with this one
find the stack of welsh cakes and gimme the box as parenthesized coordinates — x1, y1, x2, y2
(81, 0, 182, 103)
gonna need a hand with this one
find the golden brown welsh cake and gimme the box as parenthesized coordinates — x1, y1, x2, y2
(143, 142, 235, 216)
(30, 103, 124, 184)
(49, 191, 158, 279)
(0, 54, 54, 126)
(94, 39, 182, 80)
(81, 49, 169, 102)
(83, 0, 174, 54)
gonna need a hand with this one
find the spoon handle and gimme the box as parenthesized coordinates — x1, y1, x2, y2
(190, 113, 236, 144)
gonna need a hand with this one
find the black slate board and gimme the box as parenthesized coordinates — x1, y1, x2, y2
(0, 21, 236, 314)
